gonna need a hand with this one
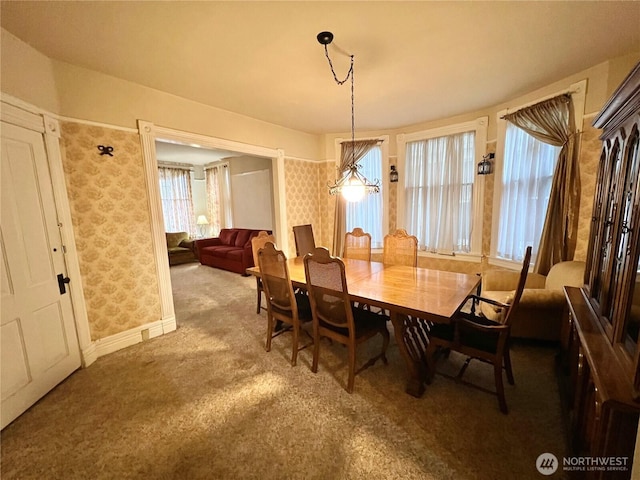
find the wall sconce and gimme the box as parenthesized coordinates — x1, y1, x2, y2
(389, 165, 399, 183)
(477, 153, 494, 175)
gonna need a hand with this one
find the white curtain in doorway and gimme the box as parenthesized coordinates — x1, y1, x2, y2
(206, 163, 232, 236)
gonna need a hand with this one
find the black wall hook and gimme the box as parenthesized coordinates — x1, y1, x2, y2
(98, 145, 114, 156)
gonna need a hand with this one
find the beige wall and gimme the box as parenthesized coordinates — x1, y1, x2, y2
(0, 29, 60, 113)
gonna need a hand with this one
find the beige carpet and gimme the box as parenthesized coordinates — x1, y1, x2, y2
(1, 263, 568, 479)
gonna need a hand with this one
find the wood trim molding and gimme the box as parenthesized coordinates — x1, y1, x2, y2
(93, 317, 176, 359)
(138, 121, 176, 326)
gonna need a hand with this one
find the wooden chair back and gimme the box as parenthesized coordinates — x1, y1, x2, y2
(501, 246, 532, 327)
(293, 224, 316, 257)
(383, 229, 418, 267)
(343, 228, 372, 261)
(258, 242, 297, 315)
(251, 231, 276, 267)
(303, 247, 353, 331)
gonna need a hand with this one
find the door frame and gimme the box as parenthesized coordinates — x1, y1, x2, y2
(1, 94, 94, 367)
(137, 120, 288, 326)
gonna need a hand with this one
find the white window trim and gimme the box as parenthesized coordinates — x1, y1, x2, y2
(334, 135, 390, 241)
(396, 116, 488, 258)
(489, 80, 587, 268)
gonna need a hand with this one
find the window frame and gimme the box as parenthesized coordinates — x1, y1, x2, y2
(396, 117, 488, 261)
(490, 80, 587, 269)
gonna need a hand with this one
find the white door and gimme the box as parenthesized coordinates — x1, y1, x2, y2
(1, 121, 81, 429)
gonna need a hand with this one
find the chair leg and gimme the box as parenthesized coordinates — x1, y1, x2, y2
(494, 362, 508, 414)
(291, 323, 299, 367)
(265, 313, 274, 352)
(347, 344, 356, 393)
(504, 348, 515, 385)
(311, 327, 320, 373)
(256, 278, 262, 314)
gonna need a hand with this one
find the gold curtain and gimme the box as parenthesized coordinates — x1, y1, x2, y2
(504, 94, 580, 275)
(332, 139, 380, 256)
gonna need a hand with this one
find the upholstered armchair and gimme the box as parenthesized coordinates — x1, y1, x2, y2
(480, 261, 586, 341)
(166, 232, 197, 266)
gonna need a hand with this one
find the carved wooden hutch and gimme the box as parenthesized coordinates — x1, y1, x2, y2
(562, 61, 640, 479)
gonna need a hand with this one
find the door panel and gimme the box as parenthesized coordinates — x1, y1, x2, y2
(1, 122, 81, 429)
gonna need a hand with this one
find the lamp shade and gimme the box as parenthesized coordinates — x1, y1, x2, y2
(196, 215, 209, 225)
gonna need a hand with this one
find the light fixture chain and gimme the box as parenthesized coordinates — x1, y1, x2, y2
(323, 45, 353, 85)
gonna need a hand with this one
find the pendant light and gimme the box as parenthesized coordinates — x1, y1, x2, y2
(318, 31, 380, 202)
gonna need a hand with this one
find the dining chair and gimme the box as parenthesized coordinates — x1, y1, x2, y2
(251, 231, 276, 314)
(383, 229, 418, 267)
(425, 246, 532, 414)
(293, 224, 316, 257)
(303, 247, 390, 393)
(258, 242, 312, 366)
(343, 228, 372, 261)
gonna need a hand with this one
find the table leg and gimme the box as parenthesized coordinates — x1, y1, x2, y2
(390, 311, 430, 397)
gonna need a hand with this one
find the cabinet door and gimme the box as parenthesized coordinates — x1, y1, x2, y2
(591, 137, 624, 333)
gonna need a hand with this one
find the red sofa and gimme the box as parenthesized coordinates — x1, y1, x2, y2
(195, 228, 269, 274)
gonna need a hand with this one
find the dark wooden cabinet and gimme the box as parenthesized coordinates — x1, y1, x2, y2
(562, 61, 640, 480)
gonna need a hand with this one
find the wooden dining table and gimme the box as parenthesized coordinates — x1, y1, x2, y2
(247, 257, 480, 397)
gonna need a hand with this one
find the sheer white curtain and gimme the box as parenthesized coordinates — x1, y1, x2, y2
(205, 166, 221, 236)
(404, 131, 475, 253)
(345, 146, 383, 248)
(205, 163, 232, 235)
(496, 122, 560, 261)
(158, 167, 197, 237)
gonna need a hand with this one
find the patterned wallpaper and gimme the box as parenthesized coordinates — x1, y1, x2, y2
(284, 158, 323, 258)
(60, 122, 161, 340)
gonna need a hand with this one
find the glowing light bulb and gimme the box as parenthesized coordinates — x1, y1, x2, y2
(342, 172, 365, 202)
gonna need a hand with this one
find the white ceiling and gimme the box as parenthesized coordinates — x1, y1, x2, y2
(155, 140, 245, 165)
(2, 1, 639, 134)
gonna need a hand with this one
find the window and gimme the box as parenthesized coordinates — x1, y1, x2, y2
(158, 167, 197, 236)
(495, 123, 560, 262)
(345, 145, 384, 248)
(397, 118, 486, 256)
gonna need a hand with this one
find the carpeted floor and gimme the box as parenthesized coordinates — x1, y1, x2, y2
(1, 263, 569, 479)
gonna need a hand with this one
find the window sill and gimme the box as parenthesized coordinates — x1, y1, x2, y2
(418, 251, 482, 263)
(371, 249, 482, 263)
(488, 256, 533, 271)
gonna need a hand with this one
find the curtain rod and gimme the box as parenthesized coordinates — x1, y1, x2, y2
(500, 88, 578, 119)
(339, 138, 383, 145)
(158, 162, 193, 170)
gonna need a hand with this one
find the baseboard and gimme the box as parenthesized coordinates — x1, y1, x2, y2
(91, 315, 177, 359)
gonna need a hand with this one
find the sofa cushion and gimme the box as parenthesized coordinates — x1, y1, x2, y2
(202, 245, 238, 259)
(168, 246, 191, 254)
(166, 232, 189, 248)
(234, 229, 253, 247)
(219, 229, 238, 246)
(226, 249, 244, 261)
(545, 261, 586, 290)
